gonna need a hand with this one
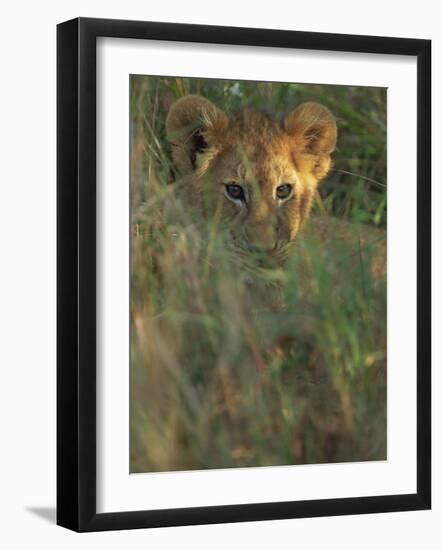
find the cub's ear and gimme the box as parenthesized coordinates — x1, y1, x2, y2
(166, 95, 228, 174)
(284, 102, 337, 180)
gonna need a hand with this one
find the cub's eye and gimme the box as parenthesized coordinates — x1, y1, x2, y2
(276, 183, 293, 200)
(225, 183, 246, 202)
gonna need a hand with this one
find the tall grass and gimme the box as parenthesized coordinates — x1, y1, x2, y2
(130, 76, 387, 472)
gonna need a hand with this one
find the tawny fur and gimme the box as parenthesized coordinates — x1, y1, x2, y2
(166, 95, 385, 284)
(166, 95, 336, 256)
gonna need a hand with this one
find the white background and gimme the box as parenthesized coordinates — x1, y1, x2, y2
(0, 1, 439, 548)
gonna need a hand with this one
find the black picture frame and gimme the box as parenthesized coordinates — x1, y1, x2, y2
(57, 17, 431, 532)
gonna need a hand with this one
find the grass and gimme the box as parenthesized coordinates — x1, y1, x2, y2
(129, 75, 387, 473)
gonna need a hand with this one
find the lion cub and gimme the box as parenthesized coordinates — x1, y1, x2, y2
(166, 94, 337, 256)
(166, 95, 385, 283)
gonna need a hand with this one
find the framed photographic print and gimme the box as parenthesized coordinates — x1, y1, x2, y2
(57, 17, 431, 532)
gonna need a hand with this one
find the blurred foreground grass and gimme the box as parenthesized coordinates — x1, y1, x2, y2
(130, 76, 387, 472)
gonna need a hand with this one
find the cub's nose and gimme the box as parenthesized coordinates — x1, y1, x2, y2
(244, 223, 276, 254)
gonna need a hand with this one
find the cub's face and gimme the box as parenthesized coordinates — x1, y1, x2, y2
(166, 95, 337, 259)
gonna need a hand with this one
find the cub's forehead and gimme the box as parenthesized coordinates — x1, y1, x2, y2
(204, 108, 297, 181)
(227, 108, 286, 144)
(211, 143, 295, 184)
(219, 109, 294, 163)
